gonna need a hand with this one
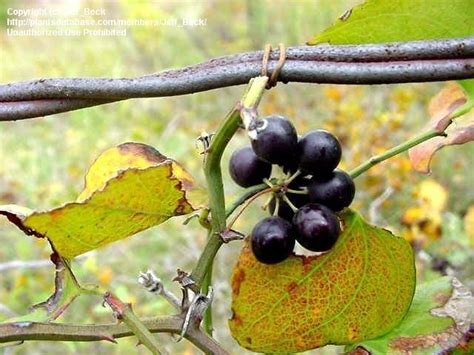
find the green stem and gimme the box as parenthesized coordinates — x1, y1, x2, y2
(225, 183, 267, 218)
(226, 188, 272, 230)
(349, 129, 443, 179)
(285, 169, 301, 184)
(202, 232, 213, 336)
(103, 292, 162, 354)
(282, 195, 298, 213)
(286, 188, 308, 195)
(190, 76, 268, 288)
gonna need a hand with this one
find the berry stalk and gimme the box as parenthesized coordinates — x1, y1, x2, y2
(226, 188, 273, 230)
(348, 129, 443, 179)
(225, 183, 268, 218)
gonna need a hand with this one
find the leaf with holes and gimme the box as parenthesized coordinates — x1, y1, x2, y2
(409, 83, 474, 173)
(0, 143, 197, 259)
(308, 0, 474, 45)
(229, 209, 415, 353)
(347, 277, 474, 354)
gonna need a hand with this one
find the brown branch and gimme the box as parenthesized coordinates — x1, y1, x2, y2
(0, 38, 473, 121)
(0, 316, 229, 355)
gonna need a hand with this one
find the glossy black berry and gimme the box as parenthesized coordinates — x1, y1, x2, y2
(298, 130, 341, 174)
(229, 146, 272, 187)
(307, 170, 355, 212)
(250, 115, 298, 166)
(293, 203, 340, 252)
(251, 216, 295, 264)
(268, 176, 311, 221)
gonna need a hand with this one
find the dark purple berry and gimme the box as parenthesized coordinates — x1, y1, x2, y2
(308, 170, 355, 211)
(250, 115, 298, 166)
(298, 130, 341, 174)
(293, 203, 340, 252)
(251, 216, 295, 264)
(229, 146, 272, 187)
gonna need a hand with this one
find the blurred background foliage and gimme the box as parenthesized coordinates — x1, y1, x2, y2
(0, 0, 472, 354)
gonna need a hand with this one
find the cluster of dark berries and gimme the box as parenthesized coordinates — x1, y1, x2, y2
(229, 115, 355, 264)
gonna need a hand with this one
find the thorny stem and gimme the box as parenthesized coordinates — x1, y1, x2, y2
(0, 317, 229, 354)
(349, 129, 443, 179)
(103, 292, 162, 354)
(190, 76, 268, 288)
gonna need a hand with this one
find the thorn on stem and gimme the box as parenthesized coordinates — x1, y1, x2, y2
(177, 287, 214, 342)
(219, 229, 245, 243)
(173, 269, 199, 293)
(103, 292, 130, 321)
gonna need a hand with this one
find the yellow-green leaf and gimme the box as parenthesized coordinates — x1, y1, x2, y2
(0, 143, 196, 258)
(229, 210, 415, 353)
(308, 0, 474, 45)
(77, 142, 168, 202)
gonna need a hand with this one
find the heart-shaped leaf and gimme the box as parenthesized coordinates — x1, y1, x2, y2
(308, 0, 474, 45)
(229, 210, 415, 353)
(0, 143, 197, 259)
(348, 276, 474, 354)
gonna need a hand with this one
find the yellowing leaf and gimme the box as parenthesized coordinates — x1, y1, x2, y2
(308, 0, 474, 45)
(229, 210, 415, 353)
(409, 83, 474, 174)
(0, 143, 196, 258)
(427, 83, 468, 132)
(77, 142, 168, 202)
(409, 115, 474, 174)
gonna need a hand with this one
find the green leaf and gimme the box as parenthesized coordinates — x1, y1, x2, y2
(348, 277, 474, 354)
(0, 143, 197, 259)
(308, 0, 474, 45)
(229, 209, 415, 353)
